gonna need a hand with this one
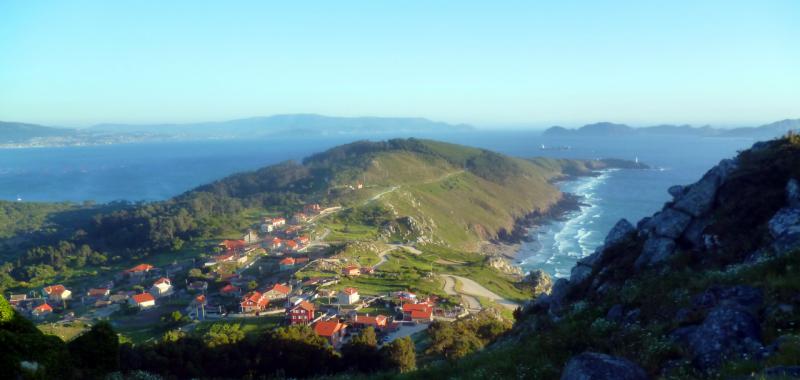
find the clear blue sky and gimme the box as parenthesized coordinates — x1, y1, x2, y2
(1, 1, 798, 128)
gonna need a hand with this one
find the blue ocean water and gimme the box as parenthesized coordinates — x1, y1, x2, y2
(0, 131, 757, 277)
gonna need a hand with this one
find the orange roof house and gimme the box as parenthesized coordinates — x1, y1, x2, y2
(314, 320, 348, 346)
(220, 284, 241, 296)
(221, 239, 247, 251)
(342, 265, 361, 276)
(264, 283, 292, 300)
(402, 303, 433, 322)
(279, 257, 296, 270)
(240, 291, 269, 313)
(129, 293, 156, 308)
(43, 284, 72, 301)
(124, 263, 154, 276)
(289, 300, 316, 325)
(353, 314, 388, 329)
(32, 303, 53, 317)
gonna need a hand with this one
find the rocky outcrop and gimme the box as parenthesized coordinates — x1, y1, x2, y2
(769, 179, 800, 252)
(633, 158, 739, 269)
(669, 286, 765, 371)
(524, 269, 553, 298)
(487, 257, 523, 276)
(604, 219, 635, 247)
(634, 237, 676, 269)
(570, 218, 635, 283)
(560, 352, 648, 380)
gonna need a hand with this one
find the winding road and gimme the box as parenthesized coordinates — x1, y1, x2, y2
(441, 274, 520, 311)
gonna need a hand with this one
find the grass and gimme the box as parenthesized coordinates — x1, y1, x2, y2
(37, 321, 89, 342)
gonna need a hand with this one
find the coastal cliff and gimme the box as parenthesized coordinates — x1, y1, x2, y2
(409, 135, 800, 379)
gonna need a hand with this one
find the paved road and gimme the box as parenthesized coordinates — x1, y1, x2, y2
(441, 274, 520, 311)
(441, 275, 482, 311)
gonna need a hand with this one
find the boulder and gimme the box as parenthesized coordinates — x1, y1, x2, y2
(605, 219, 635, 247)
(680, 305, 763, 371)
(672, 159, 738, 217)
(634, 237, 676, 269)
(788, 178, 800, 207)
(645, 208, 693, 239)
(525, 269, 553, 298)
(570, 263, 593, 284)
(681, 216, 711, 249)
(561, 352, 648, 380)
(668, 185, 685, 198)
(768, 206, 800, 252)
(691, 285, 763, 313)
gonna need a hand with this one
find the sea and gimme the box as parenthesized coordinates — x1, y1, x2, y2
(0, 131, 757, 278)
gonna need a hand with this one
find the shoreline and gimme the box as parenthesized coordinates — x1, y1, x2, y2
(484, 169, 620, 275)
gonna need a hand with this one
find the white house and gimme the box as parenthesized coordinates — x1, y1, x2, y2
(42, 285, 72, 302)
(337, 287, 360, 305)
(150, 277, 174, 297)
(129, 293, 156, 309)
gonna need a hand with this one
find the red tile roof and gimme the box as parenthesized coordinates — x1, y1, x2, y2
(314, 320, 346, 337)
(294, 300, 316, 312)
(131, 293, 155, 304)
(268, 283, 291, 295)
(43, 284, 67, 296)
(195, 295, 206, 304)
(354, 314, 388, 327)
(124, 264, 154, 273)
(221, 240, 246, 250)
(402, 303, 432, 313)
(342, 287, 359, 296)
(285, 240, 298, 249)
(280, 257, 295, 265)
(220, 284, 240, 293)
(33, 303, 53, 313)
(410, 309, 432, 319)
(153, 277, 171, 285)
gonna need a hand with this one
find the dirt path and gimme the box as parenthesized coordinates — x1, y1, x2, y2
(441, 274, 519, 311)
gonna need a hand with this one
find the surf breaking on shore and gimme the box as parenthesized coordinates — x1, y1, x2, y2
(516, 170, 615, 278)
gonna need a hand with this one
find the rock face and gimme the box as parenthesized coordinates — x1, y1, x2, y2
(487, 257, 523, 276)
(634, 237, 676, 269)
(672, 159, 737, 217)
(560, 352, 648, 380)
(605, 219, 635, 247)
(672, 286, 765, 371)
(769, 207, 800, 252)
(787, 178, 800, 207)
(524, 269, 553, 298)
(643, 209, 692, 239)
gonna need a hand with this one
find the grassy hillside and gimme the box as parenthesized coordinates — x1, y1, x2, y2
(391, 135, 800, 379)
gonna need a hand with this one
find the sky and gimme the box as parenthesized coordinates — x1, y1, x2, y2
(0, 1, 798, 128)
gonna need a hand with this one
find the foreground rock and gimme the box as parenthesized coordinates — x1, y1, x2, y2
(561, 352, 648, 380)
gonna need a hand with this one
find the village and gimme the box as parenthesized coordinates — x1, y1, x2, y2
(7, 199, 464, 348)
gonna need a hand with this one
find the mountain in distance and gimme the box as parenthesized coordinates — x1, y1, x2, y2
(543, 118, 800, 139)
(90, 113, 474, 137)
(0, 121, 77, 143)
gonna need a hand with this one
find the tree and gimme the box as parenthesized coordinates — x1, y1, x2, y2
(162, 310, 188, 328)
(341, 327, 382, 373)
(382, 336, 416, 373)
(203, 323, 245, 347)
(68, 321, 120, 379)
(248, 280, 258, 290)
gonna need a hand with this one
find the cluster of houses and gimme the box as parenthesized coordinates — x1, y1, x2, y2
(8, 201, 449, 349)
